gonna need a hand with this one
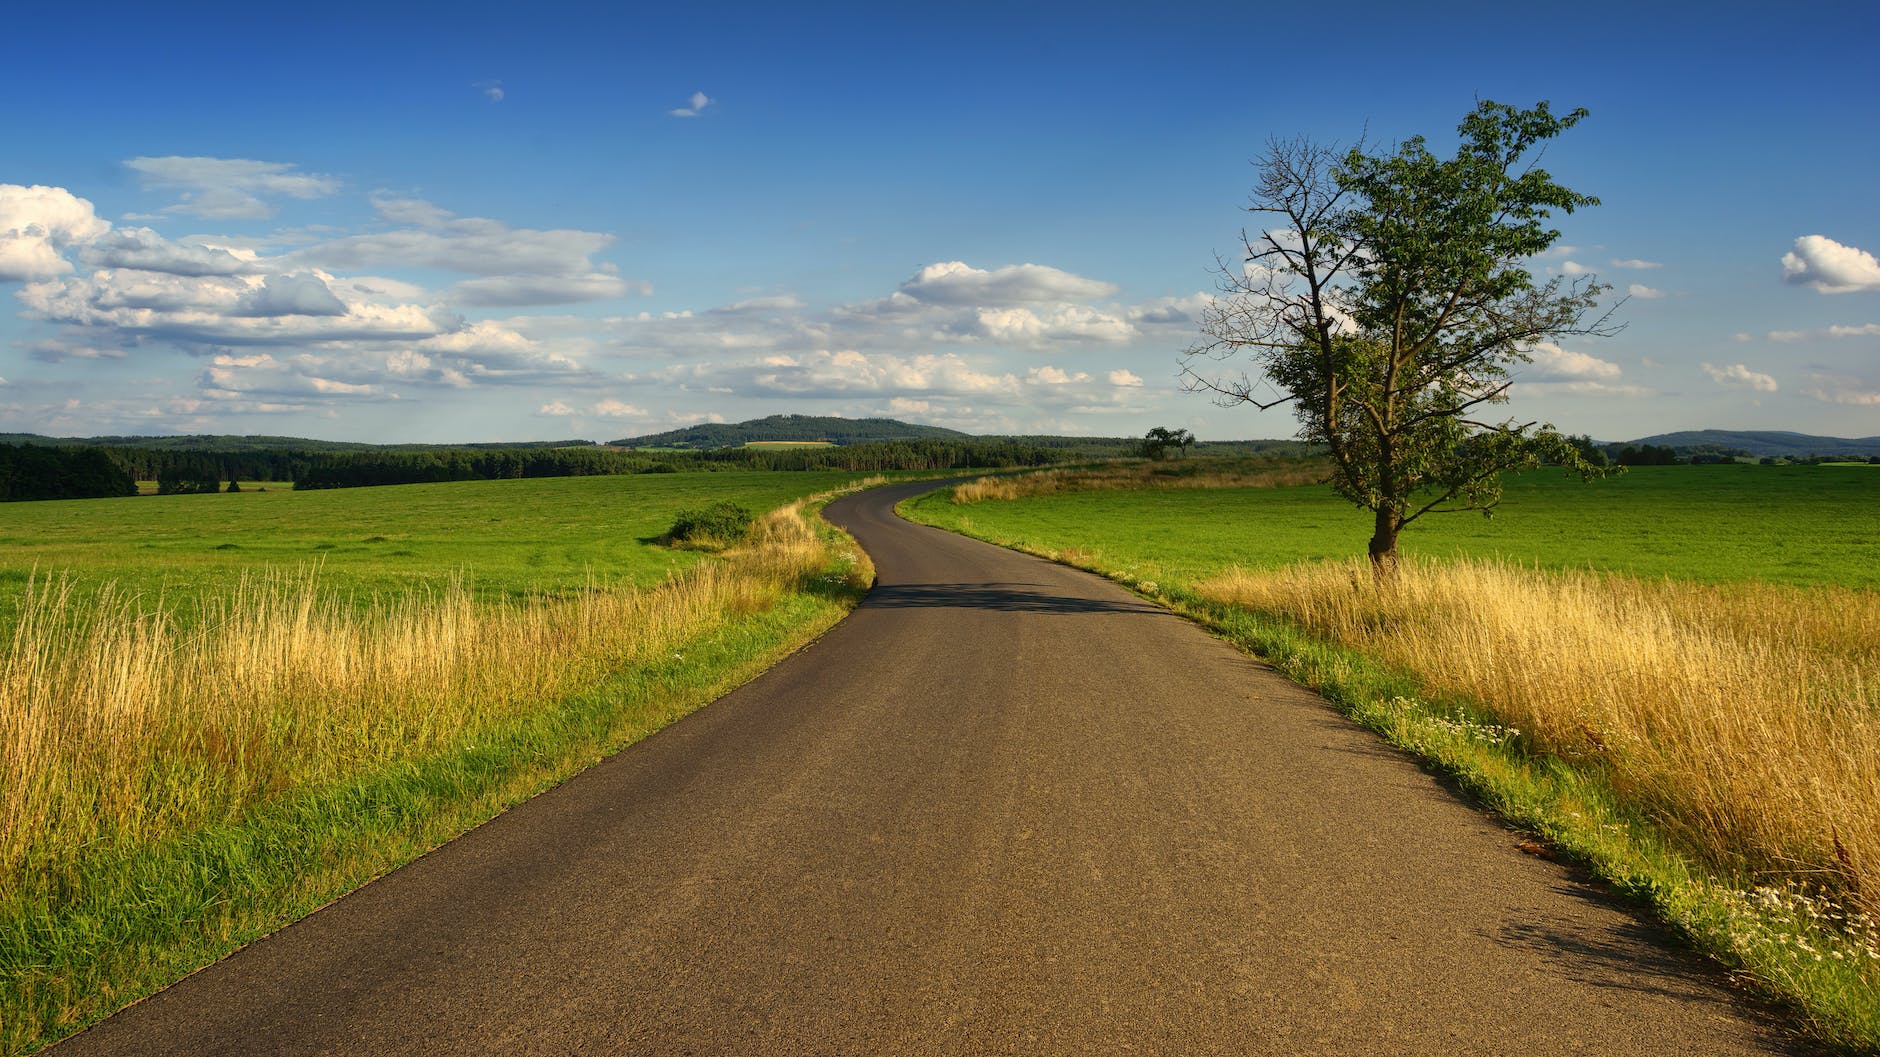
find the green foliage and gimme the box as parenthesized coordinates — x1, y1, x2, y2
(1185, 100, 1620, 565)
(0, 444, 136, 502)
(1139, 426, 1195, 460)
(666, 500, 756, 546)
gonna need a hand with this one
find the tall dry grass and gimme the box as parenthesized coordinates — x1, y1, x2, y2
(951, 457, 1328, 504)
(0, 494, 866, 881)
(1198, 557, 1880, 910)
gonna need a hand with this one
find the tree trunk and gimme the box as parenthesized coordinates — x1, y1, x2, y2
(1368, 507, 1400, 577)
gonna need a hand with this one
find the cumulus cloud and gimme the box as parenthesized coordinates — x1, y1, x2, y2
(77, 226, 257, 276)
(669, 91, 714, 117)
(1108, 369, 1144, 387)
(1782, 235, 1880, 293)
(1516, 341, 1649, 397)
(1525, 341, 1624, 381)
(1627, 283, 1666, 299)
(1702, 362, 1778, 392)
(234, 273, 348, 317)
(899, 261, 1118, 306)
(1557, 260, 1595, 276)
(0, 184, 111, 281)
(1611, 258, 1661, 269)
(295, 196, 643, 306)
(126, 156, 340, 219)
(1767, 322, 1880, 342)
(20, 268, 455, 346)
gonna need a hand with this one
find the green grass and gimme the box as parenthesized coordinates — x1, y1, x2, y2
(906, 464, 1880, 588)
(0, 471, 867, 621)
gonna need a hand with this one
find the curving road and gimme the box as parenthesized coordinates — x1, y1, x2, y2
(57, 480, 1808, 1055)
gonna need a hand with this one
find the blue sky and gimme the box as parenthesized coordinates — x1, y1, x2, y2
(3, 1, 1877, 443)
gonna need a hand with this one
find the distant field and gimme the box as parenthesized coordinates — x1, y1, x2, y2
(2, 471, 867, 617)
(906, 464, 1880, 588)
(743, 440, 837, 450)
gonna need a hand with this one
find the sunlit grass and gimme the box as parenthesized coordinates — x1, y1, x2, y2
(0, 478, 879, 1056)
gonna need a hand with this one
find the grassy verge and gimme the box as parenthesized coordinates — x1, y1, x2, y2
(904, 480, 1880, 1053)
(0, 480, 878, 1056)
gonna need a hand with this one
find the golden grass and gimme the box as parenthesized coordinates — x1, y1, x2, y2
(0, 490, 872, 881)
(1198, 556, 1880, 911)
(950, 457, 1329, 504)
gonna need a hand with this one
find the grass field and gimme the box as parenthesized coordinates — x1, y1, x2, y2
(1, 471, 869, 620)
(0, 472, 879, 1055)
(913, 464, 1880, 589)
(743, 440, 837, 449)
(906, 462, 1880, 1049)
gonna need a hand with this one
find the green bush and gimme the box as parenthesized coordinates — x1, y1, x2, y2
(666, 501, 755, 546)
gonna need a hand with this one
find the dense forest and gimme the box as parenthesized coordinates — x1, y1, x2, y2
(0, 444, 137, 502)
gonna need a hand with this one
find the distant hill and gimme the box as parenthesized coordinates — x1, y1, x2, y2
(611, 415, 970, 448)
(1623, 430, 1880, 458)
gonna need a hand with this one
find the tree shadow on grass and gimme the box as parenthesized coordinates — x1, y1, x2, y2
(860, 581, 1164, 617)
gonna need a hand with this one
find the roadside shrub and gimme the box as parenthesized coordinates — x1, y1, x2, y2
(666, 500, 755, 547)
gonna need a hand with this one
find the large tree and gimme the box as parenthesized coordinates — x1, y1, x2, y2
(1182, 100, 1620, 570)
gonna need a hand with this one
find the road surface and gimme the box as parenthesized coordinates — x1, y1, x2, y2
(56, 480, 1807, 1055)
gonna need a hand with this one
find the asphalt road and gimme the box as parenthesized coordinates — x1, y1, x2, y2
(56, 480, 1808, 1055)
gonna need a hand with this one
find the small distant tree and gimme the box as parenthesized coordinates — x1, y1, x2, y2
(1183, 100, 1621, 572)
(1141, 426, 1195, 460)
(226, 478, 242, 493)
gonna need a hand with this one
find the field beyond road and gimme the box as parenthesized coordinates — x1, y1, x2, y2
(916, 463, 1880, 589)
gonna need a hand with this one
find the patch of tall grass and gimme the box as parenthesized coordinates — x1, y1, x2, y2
(1197, 558, 1880, 911)
(949, 455, 1328, 504)
(0, 483, 876, 1055)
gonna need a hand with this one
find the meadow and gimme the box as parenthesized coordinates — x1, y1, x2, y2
(0, 471, 879, 1055)
(920, 463, 1880, 589)
(907, 461, 1880, 1049)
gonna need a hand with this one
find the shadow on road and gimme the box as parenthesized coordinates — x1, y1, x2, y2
(861, 581, 1164, 616)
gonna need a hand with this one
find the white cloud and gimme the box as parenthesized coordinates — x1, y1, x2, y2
(1626, 283, 1666, 299)
(1108, 369, 1144, 387)
(1516, 342, 1647, 397)
(126, 156, 340, 219)
(0, 184, 111, 281)
(1558, 260, 1595, 276)
(669, 91, 714, 118)
(1782, 235, 1880, 293)
(888, 397, 931, 415)
(475, 80, 504, 103)
(538, 400, 576, 416)
(77, 226, 256, 276)
(234, 274, 348, 317)
(1026, 365, 1089, 385)
(1702, 362, 1778, 392)
(295, 196, 643, 306)
(1611, 258, 1661, 269)
(899, 260, 1118, 306)
(592, 398, 647, 418)
(1525, 341, 1623, 381)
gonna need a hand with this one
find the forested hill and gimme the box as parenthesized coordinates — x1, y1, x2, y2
(610, 415, 969, 448)
(1625, 430, 1880, 458)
